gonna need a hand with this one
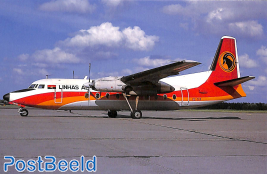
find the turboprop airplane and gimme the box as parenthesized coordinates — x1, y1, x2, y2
(3, 36, 255, 119)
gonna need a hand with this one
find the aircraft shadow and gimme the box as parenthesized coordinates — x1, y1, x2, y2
(28, 115, 108, 118)
(28, 113, 241, 120)
(140, 116, 241, 121)
(115, 114, 241, 120)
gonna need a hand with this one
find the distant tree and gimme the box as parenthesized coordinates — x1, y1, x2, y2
(197, 102, 267, 110)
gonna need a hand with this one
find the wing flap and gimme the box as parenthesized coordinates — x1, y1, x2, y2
(214, 76, 255, 87)
(121, 60, 200, 85)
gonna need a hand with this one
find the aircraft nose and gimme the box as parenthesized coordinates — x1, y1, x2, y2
(3, 93, 10, 102)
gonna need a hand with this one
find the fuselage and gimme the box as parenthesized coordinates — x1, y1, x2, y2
(5, 70, 245, 111)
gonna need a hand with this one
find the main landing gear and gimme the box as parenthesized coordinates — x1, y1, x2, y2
(131, 110, 142, 119)
(107, 109, 142, 119)
(123, 93, 142, 119)
(18, 107, 28, 117)
(107, 94, 142, 119)
(108, 110, 117, 118)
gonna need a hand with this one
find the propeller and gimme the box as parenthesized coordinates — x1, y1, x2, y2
(83, 63, 95, 106)
(86, 63, 96, 105)
(88, 63, 91, 106)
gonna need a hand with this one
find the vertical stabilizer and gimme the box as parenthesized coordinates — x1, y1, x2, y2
(209, 36, 240, 83)
(203, 36, 255, 99)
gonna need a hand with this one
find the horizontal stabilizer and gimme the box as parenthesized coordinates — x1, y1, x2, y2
(214, 76, 255, 87)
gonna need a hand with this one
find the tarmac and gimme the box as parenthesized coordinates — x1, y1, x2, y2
(0, 108, 266, 174)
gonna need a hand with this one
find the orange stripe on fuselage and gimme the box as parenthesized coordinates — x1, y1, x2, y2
(13, 83, 246, 110)
(36, 96, 88, 109)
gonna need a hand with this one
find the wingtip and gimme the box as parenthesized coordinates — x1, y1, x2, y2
(184, 60, 201, 64)
(169, 60, 200, 64)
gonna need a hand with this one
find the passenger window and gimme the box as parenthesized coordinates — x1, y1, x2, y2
(38, 84, 45, 89)
(106, 93, 110, 99)
(163, 94, 167, 100)
(172, 94, 177, 100)
(95, 93, 100, 99)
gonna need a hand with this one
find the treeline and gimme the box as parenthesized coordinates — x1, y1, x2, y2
(198, 102, 267, 110)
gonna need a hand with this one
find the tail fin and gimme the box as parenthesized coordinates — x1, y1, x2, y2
(207, 36, 255, 98)
(209, 36, 240, 82)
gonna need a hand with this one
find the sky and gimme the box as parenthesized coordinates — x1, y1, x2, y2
(1, 0, 267, 103)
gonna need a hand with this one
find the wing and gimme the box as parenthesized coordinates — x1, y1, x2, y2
(121, 60, 200, 85)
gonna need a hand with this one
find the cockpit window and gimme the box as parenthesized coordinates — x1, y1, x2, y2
(29, 84, 37, 89)
(38, 84, 45, 89)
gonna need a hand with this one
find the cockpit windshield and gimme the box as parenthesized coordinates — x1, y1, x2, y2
(38, 84, 45, 89)
(28, 84, 37, 89)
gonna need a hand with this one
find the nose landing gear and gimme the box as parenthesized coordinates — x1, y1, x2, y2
(18, 107, 28, 117)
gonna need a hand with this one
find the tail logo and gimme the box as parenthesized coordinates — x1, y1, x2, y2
(219, 51, 236, 72)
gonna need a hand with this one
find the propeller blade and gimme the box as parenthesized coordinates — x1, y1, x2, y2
(88, 63, 91, 106)
(89, 63, 91, 82)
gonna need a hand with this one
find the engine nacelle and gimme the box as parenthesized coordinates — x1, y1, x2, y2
(157, 81, 175, 93)
(93, 77, 126, 92)
(130, 81, 175, 95)
(91, 77, 175, 95)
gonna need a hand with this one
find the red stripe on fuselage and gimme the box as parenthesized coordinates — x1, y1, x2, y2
(12, 85, 242, 110)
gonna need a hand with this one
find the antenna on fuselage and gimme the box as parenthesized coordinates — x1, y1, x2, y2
(45, 74, 51, 79)
(73, 71, 74, 79)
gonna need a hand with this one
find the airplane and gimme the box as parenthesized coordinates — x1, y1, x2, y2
(3, 36, 255, 119)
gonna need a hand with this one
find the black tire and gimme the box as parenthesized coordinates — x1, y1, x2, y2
(131, 110, 142, 119)
(20, 109, 28, 117)
(108, 110, 117, 118)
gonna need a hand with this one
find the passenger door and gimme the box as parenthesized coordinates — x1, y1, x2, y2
(180, 87, 189, 106)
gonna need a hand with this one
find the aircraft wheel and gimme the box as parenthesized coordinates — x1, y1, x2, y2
(131, 110, 142, 119)
(108, 110, 117, 118)
(20, 109, 28, 117)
